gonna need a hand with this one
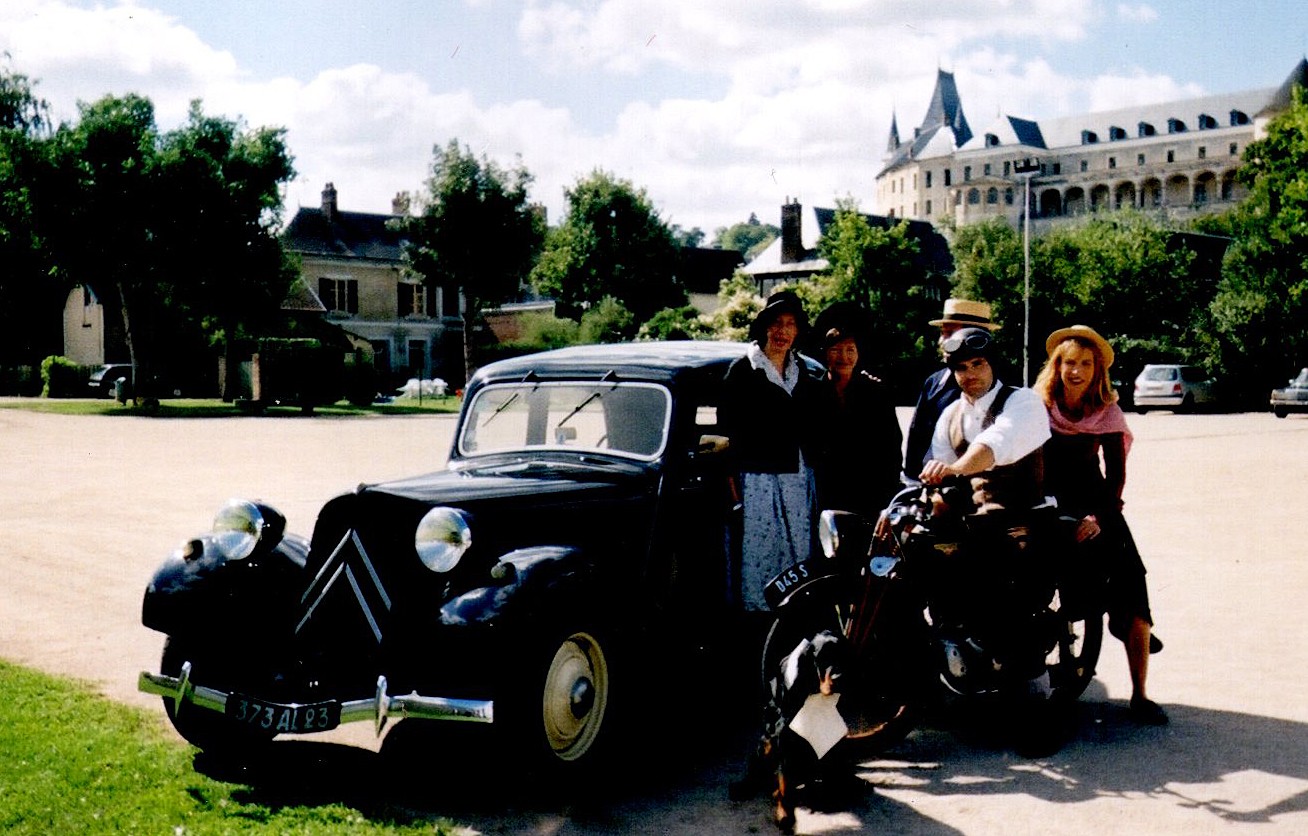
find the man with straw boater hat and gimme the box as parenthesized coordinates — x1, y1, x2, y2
(904, 299, 1002, 477)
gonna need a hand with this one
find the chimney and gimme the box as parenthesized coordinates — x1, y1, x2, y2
(391, 191, 411, 216)
(321, 182, 338, 222)
(780, 199, 803, 264)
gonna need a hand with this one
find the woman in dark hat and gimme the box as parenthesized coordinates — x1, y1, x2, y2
(812, 308, 903, 516)
(720, 290, 825, 611)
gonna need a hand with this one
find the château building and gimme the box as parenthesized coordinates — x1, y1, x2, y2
(876, 59, 1308, 227)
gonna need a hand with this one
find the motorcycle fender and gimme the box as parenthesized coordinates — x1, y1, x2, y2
(438, 545, 591, 627)
(141, 533, 310, 638)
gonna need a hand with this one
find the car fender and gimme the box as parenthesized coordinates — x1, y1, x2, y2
(141, 532, 310, 639)
(438, 545, 598, 627)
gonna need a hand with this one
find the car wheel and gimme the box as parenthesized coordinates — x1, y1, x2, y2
(1274, 407, 1288, 419)
(159, 637, 275, 757)
(536, 630, 612, 765)
(1177, 393, 1195, 414)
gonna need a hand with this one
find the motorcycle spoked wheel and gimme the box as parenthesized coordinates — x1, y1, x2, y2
(1045, 602, 1105, 703)
(761, 583, 919, 753)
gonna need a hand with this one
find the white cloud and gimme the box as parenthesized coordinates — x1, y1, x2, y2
(0, 0, 1270, 234)
(1116, 3, 1159, 23)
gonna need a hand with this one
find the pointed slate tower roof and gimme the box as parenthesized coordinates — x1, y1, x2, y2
(922, 69, 973, 148)
(886, 110, 901, 156)
(1263, 56, 1308, 115)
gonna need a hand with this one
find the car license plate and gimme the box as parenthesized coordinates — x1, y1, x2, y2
(225, 693, 341, 733)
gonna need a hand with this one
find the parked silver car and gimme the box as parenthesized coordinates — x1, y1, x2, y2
(1132, 364, 1216, 413)
(1271, 368, 1308, 418)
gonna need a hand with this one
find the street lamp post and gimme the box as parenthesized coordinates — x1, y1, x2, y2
(1013, 158, 1041, 385)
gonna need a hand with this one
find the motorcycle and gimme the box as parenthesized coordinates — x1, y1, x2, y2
(753, 482, 1104, 819)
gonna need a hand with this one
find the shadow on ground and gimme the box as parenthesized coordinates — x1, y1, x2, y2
(187, 678, 1308, 834)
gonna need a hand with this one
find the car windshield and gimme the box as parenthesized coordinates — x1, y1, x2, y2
(1294, 369, 1308, 387)
(458, 381, 672, 461)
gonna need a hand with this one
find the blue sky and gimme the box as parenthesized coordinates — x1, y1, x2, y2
(2, 1, 1304, 234)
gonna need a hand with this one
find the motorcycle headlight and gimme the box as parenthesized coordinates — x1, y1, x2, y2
(415, 507, 472, 573)
(211, 499, 266, 561)
(818, 509, 842, 559)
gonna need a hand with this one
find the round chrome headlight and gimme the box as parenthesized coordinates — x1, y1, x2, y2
(415, 507, 472, 573)
(212, 499, 265, 561)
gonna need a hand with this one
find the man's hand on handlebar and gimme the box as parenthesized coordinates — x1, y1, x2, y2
(919, 459, 956, 486)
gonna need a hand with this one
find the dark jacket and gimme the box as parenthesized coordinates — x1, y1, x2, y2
(720, 351, 825, 474)
(903, 367, 960, 477)
(814, 371, 904, 515)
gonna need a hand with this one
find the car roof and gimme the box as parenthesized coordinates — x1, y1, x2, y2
(467, 341, 751, 388)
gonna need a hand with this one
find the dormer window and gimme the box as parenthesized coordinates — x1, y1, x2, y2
(1168, 118, 1187, 134)
(985, 133, 1000, 147)
(1138, 122, 1156, 137)
(1197, 113, 1218, 130)
(1230, 109, 1249, 126)
(1081, 130, 1099, 145)
(1109, 126, 1127, 141)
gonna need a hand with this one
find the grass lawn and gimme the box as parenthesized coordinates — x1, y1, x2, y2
(0, 660, 459, 834)
(0, 397, 461, 418)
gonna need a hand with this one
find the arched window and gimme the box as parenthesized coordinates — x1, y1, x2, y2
(967, 188, 980, 205)
(985, 187, 998, 204)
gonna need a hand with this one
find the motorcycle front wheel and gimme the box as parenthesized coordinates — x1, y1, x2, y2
(761, 579, 919, 752)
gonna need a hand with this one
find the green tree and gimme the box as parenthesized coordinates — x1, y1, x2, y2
(531, 170, 685, 323)
(948, 212, 1204, 381)
(578, 295, 635, 343)
(43, 94, 296, 400)
(712, 213, 779, 260)
(399, 140, 545, 383)
(1207, 85, 1308, 400)
(44, 94, 164, 395)
(671, 224, 705, 248)
(0, 64, 57, 381)
(155, 102, 297, 399)
(817, 200, 933, 378)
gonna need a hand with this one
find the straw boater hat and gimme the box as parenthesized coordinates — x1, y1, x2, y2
(1045, 324, 1115, 368)
(928, 298, 1000, 330)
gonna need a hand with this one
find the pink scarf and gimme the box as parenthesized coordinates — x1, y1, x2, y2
(1047, 401, 1133, 458)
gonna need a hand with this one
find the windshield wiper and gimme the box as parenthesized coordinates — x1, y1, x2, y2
(480, 392, 519, 429)
(555, 390, 602, 429)
(555, 371, 620, 430)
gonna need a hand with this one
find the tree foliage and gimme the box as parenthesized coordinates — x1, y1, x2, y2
(0, 64, 58, 377)
(712, 213, 778, 260)
(531, 170, 685, 323)
(399, 140, 545, 382)
(816, 201, 934, 383)
(41, 94, 296, 398)
(948, 212, 1204, 381)
(1206, 85, 1308, 399)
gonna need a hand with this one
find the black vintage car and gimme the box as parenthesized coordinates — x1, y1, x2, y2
(139, 341, 749, 768)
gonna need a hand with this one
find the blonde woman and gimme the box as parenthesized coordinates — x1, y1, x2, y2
(1035, 326, 1166, 725)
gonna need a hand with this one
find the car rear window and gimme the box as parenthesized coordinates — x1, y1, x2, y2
(1142, 367, 1178, 381)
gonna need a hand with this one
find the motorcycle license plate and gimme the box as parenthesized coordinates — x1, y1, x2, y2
(764, 558, 832, 610)
(225, 693, 341, 734)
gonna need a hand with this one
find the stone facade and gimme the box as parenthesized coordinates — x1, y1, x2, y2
(877, 59, 1308, 228)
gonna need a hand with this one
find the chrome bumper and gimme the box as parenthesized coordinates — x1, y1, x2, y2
(139, 661, 493, 737)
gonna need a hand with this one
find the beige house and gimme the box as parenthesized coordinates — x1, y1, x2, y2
(282, 183, 464, 381)
(877, 58, 1308, 228)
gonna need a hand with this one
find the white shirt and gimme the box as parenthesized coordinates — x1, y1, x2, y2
(928, 381, 1051, 467)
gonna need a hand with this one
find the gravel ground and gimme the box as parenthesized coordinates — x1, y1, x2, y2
(3, 403, 1308, 834)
